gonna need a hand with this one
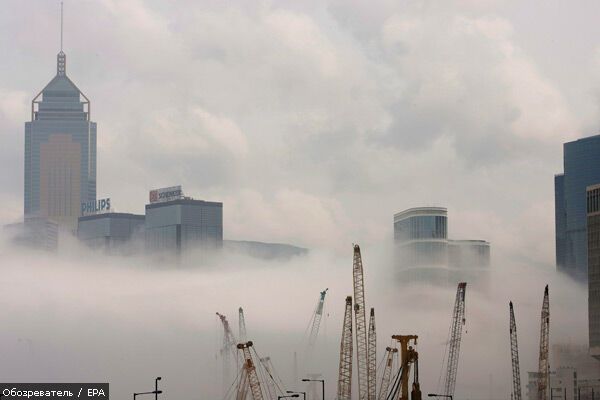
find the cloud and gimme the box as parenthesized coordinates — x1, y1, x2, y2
(0, 0, 596, 264)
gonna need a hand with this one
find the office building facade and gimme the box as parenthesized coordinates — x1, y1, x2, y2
(145, 197, 223, 255)
(394, 207, 491, 287)
(448, 240, 491, 269)
(24, 50, 96, 230)
(587, 184, 600, 360)
(77, 213, 145, 251)
(4, 217, 58, 251)
(555, 135, 600, 280)
(394, 207, 449, 284)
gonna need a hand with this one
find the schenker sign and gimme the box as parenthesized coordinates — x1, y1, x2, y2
(149, 185, 184, 203)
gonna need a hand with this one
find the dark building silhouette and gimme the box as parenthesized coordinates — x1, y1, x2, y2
(555, 135, 600, 280)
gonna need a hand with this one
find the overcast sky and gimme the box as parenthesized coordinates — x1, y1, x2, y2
(2, 0, 600, 262)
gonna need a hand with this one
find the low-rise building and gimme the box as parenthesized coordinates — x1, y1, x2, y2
(77, 212, 144, 252)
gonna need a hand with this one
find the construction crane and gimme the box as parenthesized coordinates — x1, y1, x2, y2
(537, 285, 550, 400)
(237, 341, 264, 400)
(239, 307, 247, 342)
(509, 301, 522, 400)
(388, 335, 420, 400)
(443, 282, 467, 397)
(353, 244, 369, 400)
(368, 308, 377, 400)
(308, 288, 329, 347)
(337, 296, 353, 400)
(217, 312, 238, 392)
(378, 347, 398, 400)
(259, 356, 278, 400)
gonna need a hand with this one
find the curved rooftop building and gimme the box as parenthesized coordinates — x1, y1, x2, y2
(394, 207, 449, 284)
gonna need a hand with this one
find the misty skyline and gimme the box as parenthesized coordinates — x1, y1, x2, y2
(2, 0, 600, 262)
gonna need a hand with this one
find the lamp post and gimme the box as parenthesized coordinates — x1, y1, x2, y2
(287, 391, 306, 400)
(302, 378, 325, 400)
(155, 377, 161, 400)
(278, 395, 299, 400)
(133, 391, 162, 400)
(428, 394, 453, 400)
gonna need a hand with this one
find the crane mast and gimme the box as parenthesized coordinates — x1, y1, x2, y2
(238, 341, 265, 400)
(378, 347, 398, 400)
(509, 301, 522, 400)
(537, 285, 550, 400)
(308, 288, 329, 346)
(337, 296, 353, 400)
(217, 312, 238, 392)
(391, 335, 420, 400)
(353, 244, 369, 400)
(239, 307, 247, 342)
(368, 308, 377, 400)
(259, 356, 278, 400)
(443, 282, 467, 397)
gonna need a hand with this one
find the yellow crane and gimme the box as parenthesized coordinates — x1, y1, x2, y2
(387, 335, 420, 400)
(237, 341, 265, 400)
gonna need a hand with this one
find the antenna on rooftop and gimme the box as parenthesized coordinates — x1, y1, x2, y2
(60, 1, 64, 52)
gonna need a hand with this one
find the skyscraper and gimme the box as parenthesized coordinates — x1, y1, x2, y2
(24, 48, 97, 230)
(587, 184, 600, 361)
(555, 135, 600, 280)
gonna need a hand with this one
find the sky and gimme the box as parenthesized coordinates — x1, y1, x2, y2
(1, 0, 600, 261)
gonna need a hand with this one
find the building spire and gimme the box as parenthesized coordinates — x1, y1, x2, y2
(60, 1, 63, 52)
(57, 1, 66, 76)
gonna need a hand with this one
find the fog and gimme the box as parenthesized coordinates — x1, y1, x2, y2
(0, 234, 587, 400)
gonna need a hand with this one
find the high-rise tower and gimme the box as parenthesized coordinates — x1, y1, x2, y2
(24, 12, 96, 231)
(555, 135, 600, 280)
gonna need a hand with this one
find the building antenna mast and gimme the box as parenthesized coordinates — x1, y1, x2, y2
(60, 1, 64, 52)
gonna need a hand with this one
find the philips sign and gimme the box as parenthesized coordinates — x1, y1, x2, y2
(81, 198, 111, 216)
(149, 185, 184, 203)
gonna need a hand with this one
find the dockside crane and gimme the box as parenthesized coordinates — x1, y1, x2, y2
(217, 312, 238, 392)
(537, 285, 550, 400)
(443, 282, 467, 398)
(378, 347, 398, 400)
(259, 356, 279, 400)
(368, 308, 377, 400)
(239, 307, 247, 342)
(308, 288, 329, 347)
(237, 341, 265, 400)
(353, 244, 369, 400)
(305, 289, 329, 399)
(337, 296, 353, 400)
(509, 301, 522, 400)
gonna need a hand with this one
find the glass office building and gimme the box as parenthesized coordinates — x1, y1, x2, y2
(394, 207, 449, 284)
(587, 184, 600, 360)
(145, 198, 223, 255)
(24, 51, 96, 231)
(394, 207, 491, 288)
(77, 213, 145, 252)
(555, 135, 600, 280)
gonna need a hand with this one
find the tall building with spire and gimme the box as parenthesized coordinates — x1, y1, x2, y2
(24, 43, 96, 230)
